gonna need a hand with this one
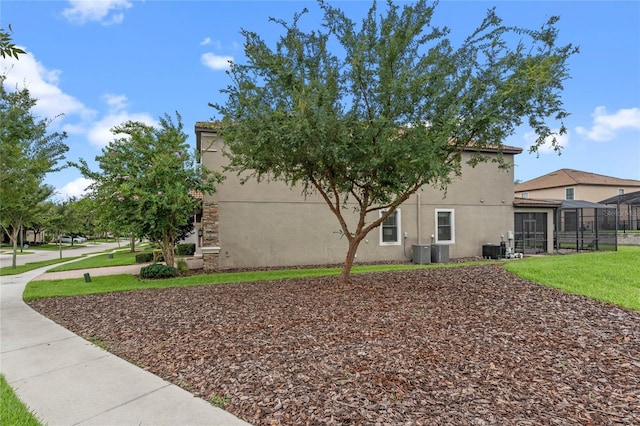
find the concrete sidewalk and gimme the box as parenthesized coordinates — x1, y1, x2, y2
(1, 259, 250, 425)
(30, 257, 204, 281)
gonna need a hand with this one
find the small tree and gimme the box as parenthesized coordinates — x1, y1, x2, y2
(75, 112, 223, 267)
(0, 76, 69, 267)
(47, 200, 73, 258)
(213, 0, 578, 283)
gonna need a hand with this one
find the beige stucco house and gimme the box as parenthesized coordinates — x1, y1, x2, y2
(196, 123, 526, 271)
(514, 169, 640, 244)
(515, 169, 640, 202)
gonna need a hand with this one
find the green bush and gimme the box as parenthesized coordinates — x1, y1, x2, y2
(135, 252, 154, 263)
(176, 243, 196, 256)
(140, 264, 177, 279)
(152, 249, 164, 263)
(176, 258, 189, 274)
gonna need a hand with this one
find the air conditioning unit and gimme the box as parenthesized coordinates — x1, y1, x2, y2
(412, 244, 431, 264)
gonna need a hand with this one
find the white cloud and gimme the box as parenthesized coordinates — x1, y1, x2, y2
(200, 38, 223, 50)
(56, 177, 95, 199)
(103, 93, 129, 112)
(201, 52, 233, 70)
(62, 0, 133, 25)
(524, 129, 569, 154)
(0, 44, 156, 151)
(77, 93, 155, 147)
(87, 110, 156, 148)
(0, 49, 97, 126)
(576, 106, 640, 142)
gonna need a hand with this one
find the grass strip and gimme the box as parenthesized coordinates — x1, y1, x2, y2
(505, 246, 640, 311)
(0, 257, 82, 276)
(0, 374, 43, 426)
(23, 261, 486, 301)
(46, 250, 141, 272)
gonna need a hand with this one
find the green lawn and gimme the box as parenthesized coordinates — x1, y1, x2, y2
(46, 249, 142, 272)
(0, 374, 43, 426)
(0, 244, 135, 276)
(0, 257, 82, 276)
(23, 261, 486, 301)
(505, 246, 640, 311)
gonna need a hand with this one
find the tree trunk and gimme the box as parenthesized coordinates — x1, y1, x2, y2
(11, 228, 18, 268)
(340, 234, 365, 284)
(162, 233, 175, 268)
(130, 234, 136, 253)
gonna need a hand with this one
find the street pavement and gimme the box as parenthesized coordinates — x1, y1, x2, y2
(0, 242, 250, 426)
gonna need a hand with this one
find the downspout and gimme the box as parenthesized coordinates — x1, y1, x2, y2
(417, 193, 422, 245)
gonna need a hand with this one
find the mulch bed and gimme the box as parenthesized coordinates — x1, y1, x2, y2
(29, 264, 640, 425)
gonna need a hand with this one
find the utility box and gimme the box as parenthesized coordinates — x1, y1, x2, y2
(412, 244, 431, 264)
(482, 244, 501, 259)
(431, 244, 449, 263)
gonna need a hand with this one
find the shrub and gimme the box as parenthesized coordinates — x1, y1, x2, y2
(135, 252, 154, 263)
(176, 258, 189, 274)
(152, 249, 164, 263)
(176, 243, 196, 256)
(140, 264, 177, 279)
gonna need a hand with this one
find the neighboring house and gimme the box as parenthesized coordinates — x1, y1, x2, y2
(196, 123, 523, 271)
(514, 169, 640, 246)
(515, 168, 640, 203)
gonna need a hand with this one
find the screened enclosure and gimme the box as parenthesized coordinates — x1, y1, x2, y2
(555, 200, 617, 252)
(599, 190, 640, 232)
(514, 212, 548, 254)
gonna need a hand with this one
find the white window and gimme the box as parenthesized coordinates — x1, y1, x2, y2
(435, 209, 455, 244)
(618, 188, 625, 195)
(380, 209, 401, 245)
(565, 187, 575, 200)
(521, 192, 529, 199)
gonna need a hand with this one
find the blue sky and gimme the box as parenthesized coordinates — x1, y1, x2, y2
(1, 0, 639, 200)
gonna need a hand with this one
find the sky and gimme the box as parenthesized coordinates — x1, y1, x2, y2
(1, 0, 639, 201)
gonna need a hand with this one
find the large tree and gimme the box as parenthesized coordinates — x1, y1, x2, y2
(0, 76, 68, 267)
(75, 113, 223, 267)
(213, 0, 578, 283)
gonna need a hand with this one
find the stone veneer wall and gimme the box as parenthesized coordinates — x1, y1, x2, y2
(618, 233, 640, 246)
(202, 200, 220, 272)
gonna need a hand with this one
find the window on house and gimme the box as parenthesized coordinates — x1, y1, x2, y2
(435, 209, 455, 244)
(565, 187, 575, 200)
(618, 188, 625, 195)
(380, 209, 401, 245)
(521, 193, 529, 198)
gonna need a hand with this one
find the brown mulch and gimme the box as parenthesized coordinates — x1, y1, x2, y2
(29, 264, 640, 425)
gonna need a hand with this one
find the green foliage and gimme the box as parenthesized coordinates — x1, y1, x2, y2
(0, 26, 26, 59)
(504, 246, 640, 311)
(213, 0, 578, 282)
(152, 249, 164, 263)
(140, 263, 178, 279)
(72, 112, 223, 268)
(135, 252, 154, 263)
(176, 258, 189, 274)
(176, 243, 196, 256)
(0, 374, 43, 426)
(209, 394, 231, 409)
(0, 75, 69, 268)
